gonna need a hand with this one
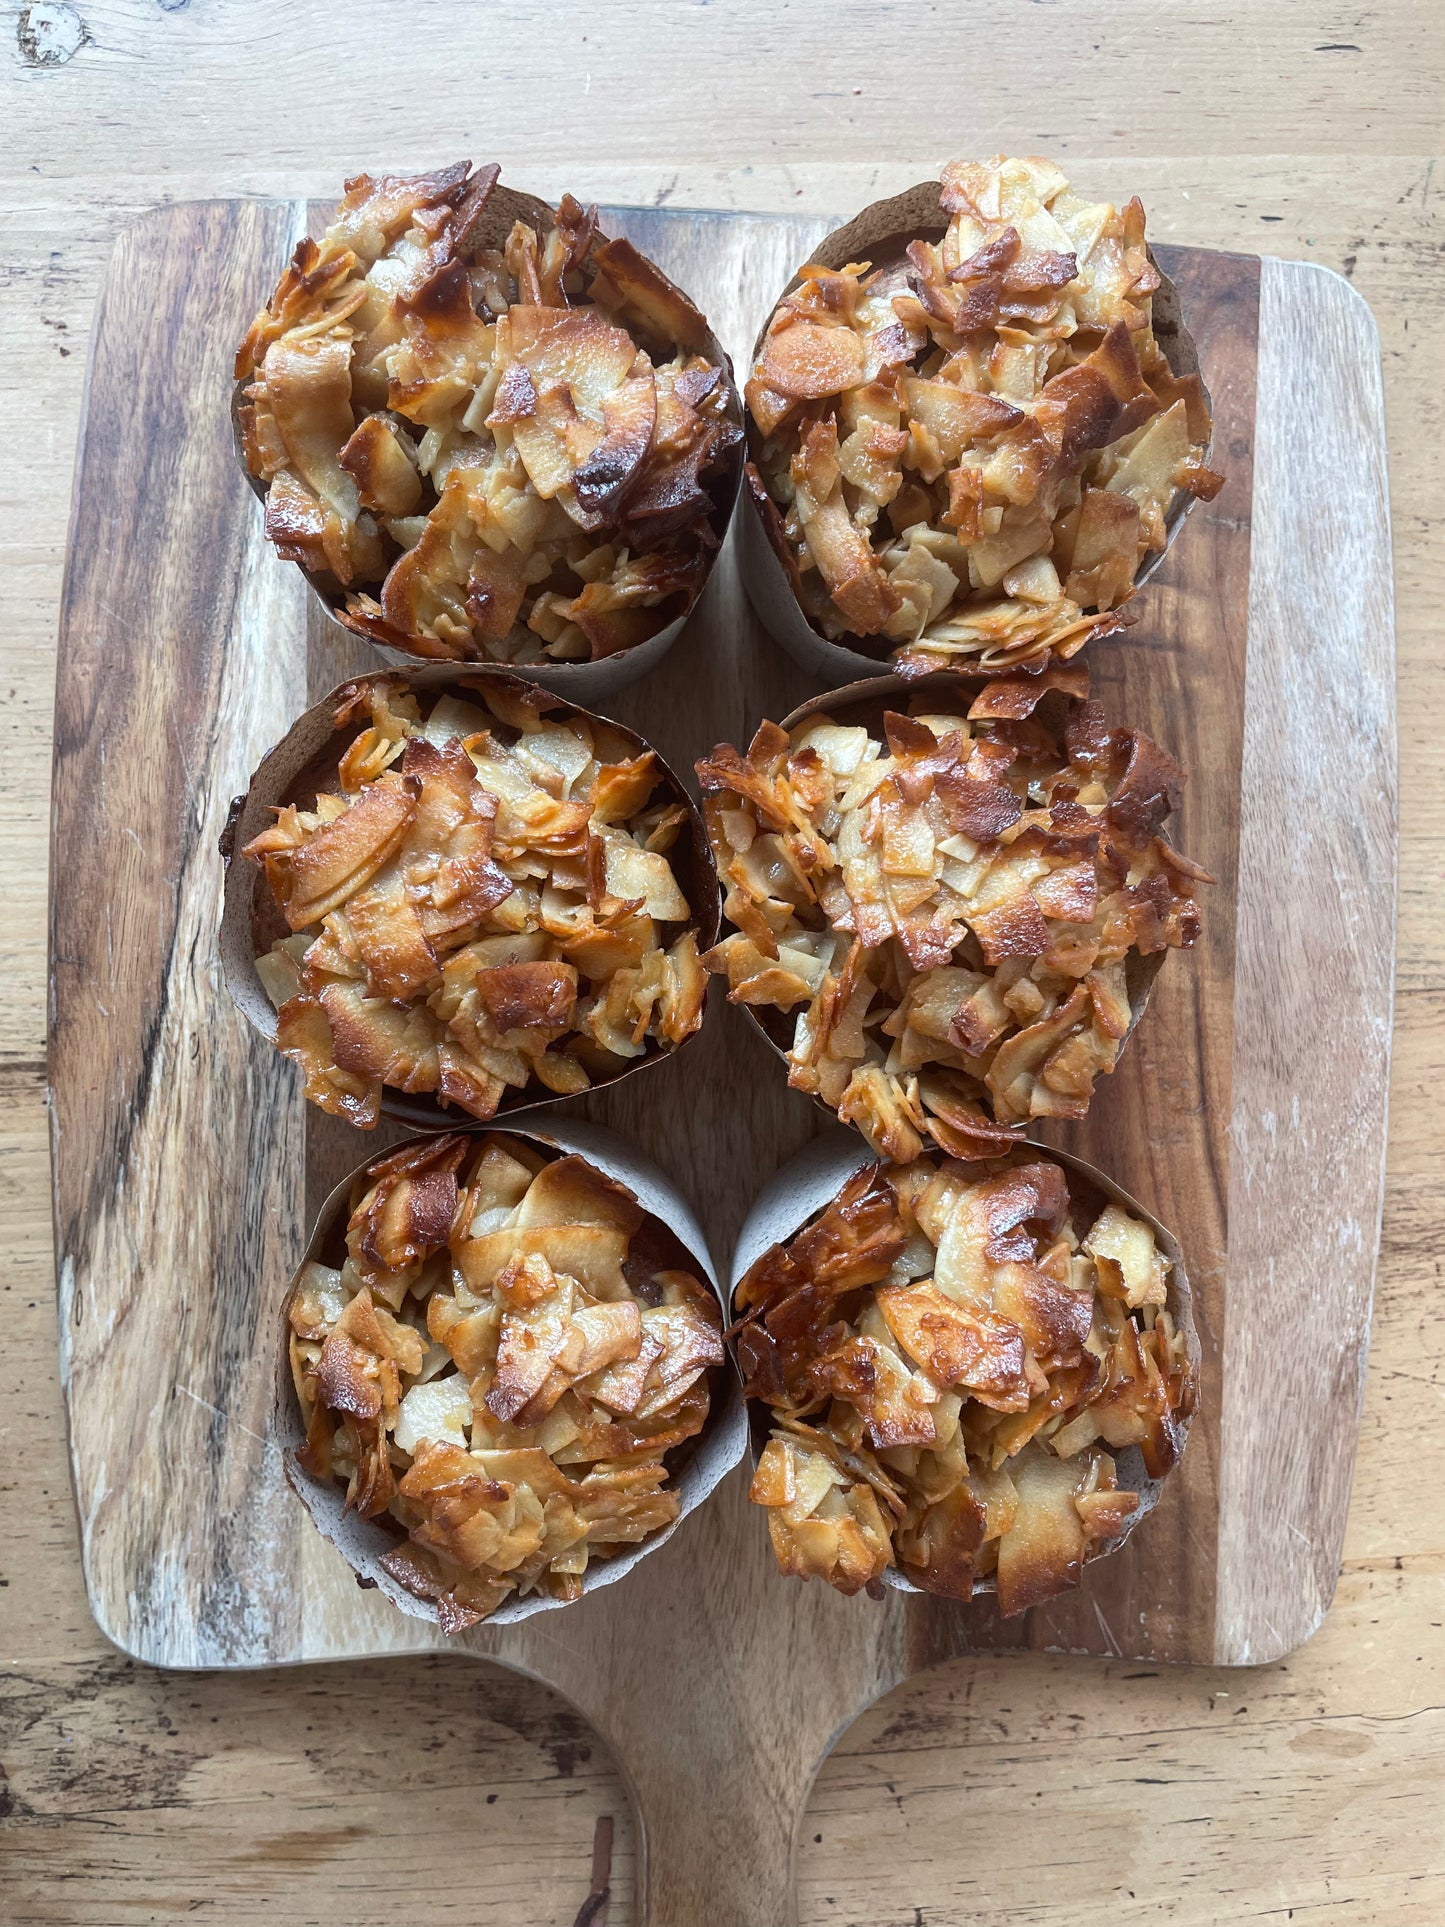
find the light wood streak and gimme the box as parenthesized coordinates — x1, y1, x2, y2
(1217, 260, 1397, 1662)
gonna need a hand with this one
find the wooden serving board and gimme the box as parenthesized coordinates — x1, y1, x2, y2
(49, 199, 1395, 1925)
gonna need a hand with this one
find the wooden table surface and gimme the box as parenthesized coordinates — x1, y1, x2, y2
(3, 5, 1441, 1922)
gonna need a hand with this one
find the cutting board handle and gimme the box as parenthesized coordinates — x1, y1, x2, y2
(614, 1723, 811, 1926)
(476, 1470, 912, 1927)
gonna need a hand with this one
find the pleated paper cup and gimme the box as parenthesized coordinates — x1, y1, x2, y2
(722, 669, 1173, 1151)
(234, 179, 744, 703)
(220, 663, 720, 1130)
(729, 1126, 1198, 1600)
(279, 1115, 746, 1628)
(738, 178, 1210, 687)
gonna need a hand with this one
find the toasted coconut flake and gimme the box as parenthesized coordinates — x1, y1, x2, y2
(745, 155, 1217, 669)
(739, 1147, 1192, 1608)
(274, 995, 382, 1127)
(237, 164, 740, 666)
(289, 1133, 723, 1625)
(245, 676, 710, 1125)
(590, 235, 711, 354)
(698, 672, 1202, 1152)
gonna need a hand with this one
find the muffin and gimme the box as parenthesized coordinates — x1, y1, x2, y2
(235, 163, 742, 680)
(285, 1128, 735, 1629)
(734, 1144, 1196, 1611)
(742, 155, 1221, 679)
(227, 667, 717, 1127)
(697, 668, 1205, 1159)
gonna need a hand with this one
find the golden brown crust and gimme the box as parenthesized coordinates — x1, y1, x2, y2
(745, 155, 1223, 671)
(696, 671, 1204, 1154)
(289, 1134, 724, 1626)
(246, 678, 710, 1125)
(237, 163, 742, 665)
(737, 1149, 1194, 1610)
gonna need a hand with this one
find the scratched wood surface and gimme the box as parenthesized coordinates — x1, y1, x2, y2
(44, 193, 1393, 1924)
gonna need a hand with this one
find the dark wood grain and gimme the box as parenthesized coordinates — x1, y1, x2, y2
(914, 248, 1261, 1670)
(50, 199, 312, 1667)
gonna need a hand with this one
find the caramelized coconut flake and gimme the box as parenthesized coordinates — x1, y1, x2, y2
(739, 1148, 1192, 1608)
(746, 155, 1219, 670)
(238, 163, 739, 665)
(698, 673, 1202, 1152)
(289, 1134, 722, 1625)
(246, 677, 708, 1124)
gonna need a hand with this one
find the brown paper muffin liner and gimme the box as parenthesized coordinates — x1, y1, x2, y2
(220, 663, 720, 1129)
(738, 178, 1210, 687)
(728, 1125, 1197, 1600)
(278, 1115, 746, 1628)
(234, 180, 744, 703)
(721, 669, 1173, 1150)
